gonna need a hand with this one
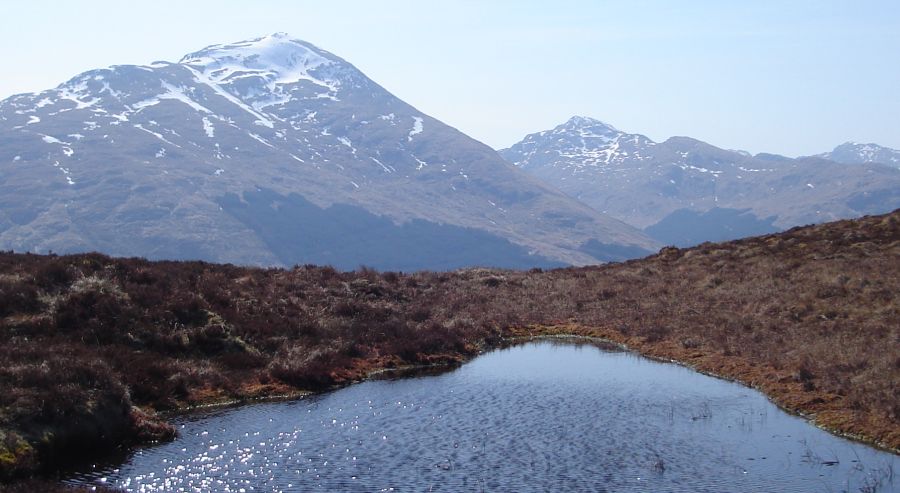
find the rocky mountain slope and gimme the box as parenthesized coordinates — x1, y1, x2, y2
(500, 117, 900, 246)
(814, 141, 900, 169)
(0, 35, 656, 270)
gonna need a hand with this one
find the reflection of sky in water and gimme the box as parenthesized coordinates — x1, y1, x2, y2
(70, 341, 898, 492)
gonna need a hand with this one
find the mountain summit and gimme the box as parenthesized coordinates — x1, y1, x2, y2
(178, 33, 355, 116)
(509, 116, 655, 174)
(815, 142, 900, 169)
(0, 36, 656, 269)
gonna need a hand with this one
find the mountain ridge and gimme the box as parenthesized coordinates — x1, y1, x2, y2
(500, 116, 900, 245)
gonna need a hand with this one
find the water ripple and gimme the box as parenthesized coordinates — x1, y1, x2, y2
(68, 342, 898, 492)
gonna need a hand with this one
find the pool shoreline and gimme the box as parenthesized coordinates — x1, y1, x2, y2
(68, 338, 894, 491)
(123, 325, 900, 457)
(6, 324, 899, 491)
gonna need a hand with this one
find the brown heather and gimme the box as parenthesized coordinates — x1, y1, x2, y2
(0, 210, 897, 483)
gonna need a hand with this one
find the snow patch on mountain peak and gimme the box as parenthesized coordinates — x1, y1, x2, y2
(408, 116, 424, 141)
(561, 115, 619, 133)
(818, 141, 900, 167)
(501, 117, 659, 173)
(180, 33, 342, 90)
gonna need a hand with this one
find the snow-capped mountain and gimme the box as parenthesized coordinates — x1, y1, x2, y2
(0, 35, 657, 269)
(507, 116, 657, 173)
(815, 142, 900, 169)
(501, 117, 900, 246)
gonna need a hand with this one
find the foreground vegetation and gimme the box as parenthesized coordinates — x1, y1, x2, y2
(0, 210, 898, 483)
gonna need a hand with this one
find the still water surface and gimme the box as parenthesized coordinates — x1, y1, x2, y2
(70, 341, 898, 492)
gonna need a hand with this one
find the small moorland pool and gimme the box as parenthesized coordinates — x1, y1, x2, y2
(68, 340, 898, 492)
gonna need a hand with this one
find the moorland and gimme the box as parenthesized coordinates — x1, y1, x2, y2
(0, 210, 897, 489)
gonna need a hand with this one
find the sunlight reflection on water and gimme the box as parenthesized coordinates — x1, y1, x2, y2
(68, 341, 898, 492)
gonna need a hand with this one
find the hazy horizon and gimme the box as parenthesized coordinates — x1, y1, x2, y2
(2, 0, 898, 157)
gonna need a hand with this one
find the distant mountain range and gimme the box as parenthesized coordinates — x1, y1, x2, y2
(0, 34, 657, 270)
(500, 117, 900, 246)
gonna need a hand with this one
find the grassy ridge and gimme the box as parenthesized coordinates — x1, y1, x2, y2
(0, 210, 898, 482)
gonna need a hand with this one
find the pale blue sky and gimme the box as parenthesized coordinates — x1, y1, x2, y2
(2, 0, 898, 156)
